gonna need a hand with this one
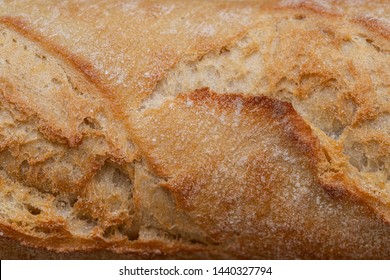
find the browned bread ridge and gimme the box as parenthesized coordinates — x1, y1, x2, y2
(0, 0, 389, 259)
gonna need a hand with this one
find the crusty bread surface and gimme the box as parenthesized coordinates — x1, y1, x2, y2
(0, 0, 389, 259)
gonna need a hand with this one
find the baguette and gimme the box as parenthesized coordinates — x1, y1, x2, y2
(0, 0, 389, 259)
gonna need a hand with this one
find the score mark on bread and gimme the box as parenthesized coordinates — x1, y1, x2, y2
(0, 0, 389, 259)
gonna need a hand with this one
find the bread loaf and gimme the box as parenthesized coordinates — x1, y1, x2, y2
(0, 0, 389, 259)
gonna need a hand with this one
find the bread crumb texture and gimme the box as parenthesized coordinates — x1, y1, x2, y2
(0, 0, 389, 259)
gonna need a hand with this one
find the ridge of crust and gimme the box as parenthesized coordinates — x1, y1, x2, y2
(141, 7, 390, 223)
(154, 87, 383, 214)
(0, 227, 216, 260)
(0, 1, 389, 258)
(275, 0, 390, 39)
(0, 16, 116, 100)
(0, 21, 142, 252)
(134, 87, 390, 258)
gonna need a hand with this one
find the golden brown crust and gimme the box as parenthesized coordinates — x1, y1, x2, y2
(0, 0, 389, 259)
(0, 16, 117, 101)
(275, 0, 390, 39)
(134, 88, 390, 258)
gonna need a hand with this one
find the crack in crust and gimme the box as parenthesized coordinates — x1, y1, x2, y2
(0, 23, 140, 247)
(0, 0, 389, 259)
(134, 87, 390, 258)
(143, 8, 390, 219)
